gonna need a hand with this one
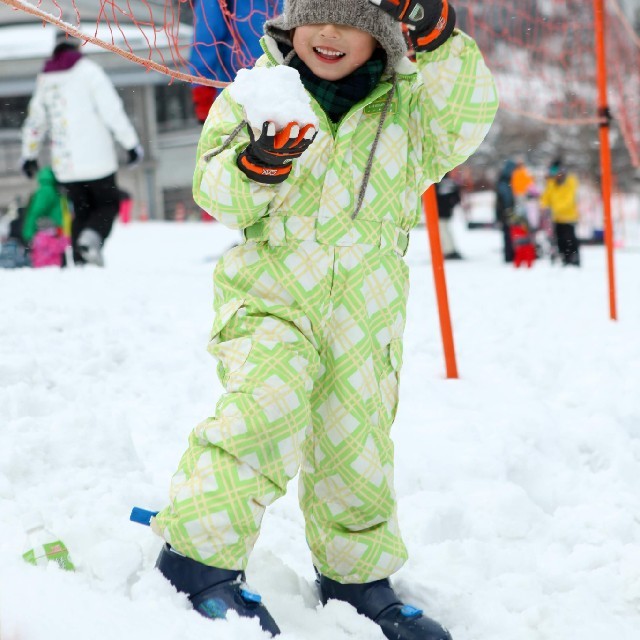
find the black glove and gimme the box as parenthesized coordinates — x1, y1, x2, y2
(127, 145, 144, 166)
(369, 0, 456, 52)
(237, 121, 317, 185)
(22, 159, 39, 179)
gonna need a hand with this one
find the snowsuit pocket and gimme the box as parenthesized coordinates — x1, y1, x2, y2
(379, 338, 403, 426)
(206, 298, 252, 389)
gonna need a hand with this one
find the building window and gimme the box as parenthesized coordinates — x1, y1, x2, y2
(155, 83, 197, 132)
(0, 96, 30, 129)
(0, 96, 33, 177)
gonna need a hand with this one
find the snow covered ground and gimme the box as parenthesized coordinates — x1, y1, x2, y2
(1, 214, 639, 640)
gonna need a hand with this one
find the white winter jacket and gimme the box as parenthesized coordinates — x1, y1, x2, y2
(22, 55, 140, 183)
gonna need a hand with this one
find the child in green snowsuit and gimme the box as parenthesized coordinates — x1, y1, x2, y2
(21, 166, 64, 245)
(153, 1, 498, 637)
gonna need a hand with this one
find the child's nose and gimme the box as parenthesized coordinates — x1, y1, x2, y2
(318, 24, 340, 38)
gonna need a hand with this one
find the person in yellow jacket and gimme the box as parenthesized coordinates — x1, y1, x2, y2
(540, 159, 580, 266)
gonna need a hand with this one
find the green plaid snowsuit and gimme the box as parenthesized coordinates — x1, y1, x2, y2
(153, 31, 498, 583)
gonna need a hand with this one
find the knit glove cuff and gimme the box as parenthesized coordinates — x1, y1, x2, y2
(237, 148, 293, 185)
(369, 0, 456, 53)
(236, 121, 317, 185)
(410, 0, 456, 52)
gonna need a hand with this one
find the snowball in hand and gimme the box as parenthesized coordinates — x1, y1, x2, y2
(228, 66, 319, 132)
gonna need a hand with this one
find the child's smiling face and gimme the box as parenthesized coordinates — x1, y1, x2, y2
(292, 24, 378, 81)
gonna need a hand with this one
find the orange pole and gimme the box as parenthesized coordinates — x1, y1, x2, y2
(593, 0, 618, 320)
(423, 187, 458, 379)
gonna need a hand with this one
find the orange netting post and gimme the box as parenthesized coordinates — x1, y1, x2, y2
(593, 0, 618, 321)
(423, 187, 459, 379)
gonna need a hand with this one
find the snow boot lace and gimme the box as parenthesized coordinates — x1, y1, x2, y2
(317, 572, 452, 640)
(156, 544, 280, 636)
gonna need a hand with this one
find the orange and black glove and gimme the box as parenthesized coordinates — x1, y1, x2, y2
(369, 0, 456, 52)
(237, 121, 317, 185)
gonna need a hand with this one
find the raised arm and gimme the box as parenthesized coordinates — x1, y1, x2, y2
(193, 90, 314, 229)
(413, 29, 498, 186)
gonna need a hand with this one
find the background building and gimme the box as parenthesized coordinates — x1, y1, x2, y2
(0, 2, 201, 220)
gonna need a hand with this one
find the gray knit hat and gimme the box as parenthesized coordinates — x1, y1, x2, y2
(264, 0, 407, 74)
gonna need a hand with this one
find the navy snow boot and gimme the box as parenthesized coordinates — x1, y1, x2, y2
(317, 573, 452, 640)
(156, 544, 280, 636)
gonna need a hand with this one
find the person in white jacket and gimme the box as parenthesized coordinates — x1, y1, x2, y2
(21, 30, 143, 266)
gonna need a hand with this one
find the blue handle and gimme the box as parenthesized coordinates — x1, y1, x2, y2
(130, 507, 159, 526)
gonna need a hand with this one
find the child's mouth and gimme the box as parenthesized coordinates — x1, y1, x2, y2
(313, 47, 346, 63)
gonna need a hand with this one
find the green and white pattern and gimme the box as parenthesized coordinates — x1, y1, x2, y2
(23, 540, 75, 571)
(153, 30, 498, 583)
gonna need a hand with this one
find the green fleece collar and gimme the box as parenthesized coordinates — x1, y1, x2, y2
(288, 49, 385, 123)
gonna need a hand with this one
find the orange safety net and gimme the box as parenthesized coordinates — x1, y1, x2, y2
(456, 0, 640, 167)
(2, 0, 639, 165)
(0, 0, 281, 86)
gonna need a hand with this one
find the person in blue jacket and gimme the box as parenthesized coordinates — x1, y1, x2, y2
(190, 0, 283, 123)
(495, 158, 516, 263)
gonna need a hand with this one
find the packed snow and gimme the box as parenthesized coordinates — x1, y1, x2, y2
(1, 211, 640, 640)
(228, 66, 319, 131)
